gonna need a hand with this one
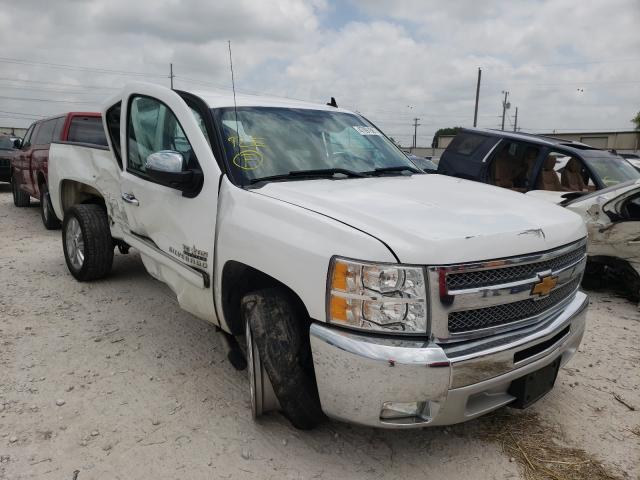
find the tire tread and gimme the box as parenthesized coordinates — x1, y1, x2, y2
(62, 204, 113, 281)
(242, 288, 324, 430)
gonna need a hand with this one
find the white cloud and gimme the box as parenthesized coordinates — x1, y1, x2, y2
(0, 0, 638, 146)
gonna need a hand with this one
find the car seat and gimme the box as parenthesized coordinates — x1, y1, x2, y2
(537, 156, 563, 191)
(561, 157, 587, 191)
(493, 153, 517, 189)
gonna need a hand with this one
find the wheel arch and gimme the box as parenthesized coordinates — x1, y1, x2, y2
(220, 260, 311, 336)
(59, 179, 106, 215)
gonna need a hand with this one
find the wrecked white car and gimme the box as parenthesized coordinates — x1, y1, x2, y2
(531, 180, 640, 301)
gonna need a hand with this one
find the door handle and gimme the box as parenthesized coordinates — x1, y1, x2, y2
(121, 192, 139, 206)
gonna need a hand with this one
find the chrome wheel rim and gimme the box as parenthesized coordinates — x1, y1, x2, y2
(65, 217, 84, 270)
(245, 319, 280, 418)
(246, 319, 260, 418)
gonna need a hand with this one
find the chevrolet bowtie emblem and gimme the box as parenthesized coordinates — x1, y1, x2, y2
(531, 275, 558, 297)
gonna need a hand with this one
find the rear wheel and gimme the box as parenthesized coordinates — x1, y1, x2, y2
(62, 204, 113, 281)
(11, 173, 30, 207)
(241, 287, 324, 430)
(40, 185, 61, 230)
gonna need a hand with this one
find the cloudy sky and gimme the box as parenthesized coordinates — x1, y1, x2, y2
(0, 0, 639, 146)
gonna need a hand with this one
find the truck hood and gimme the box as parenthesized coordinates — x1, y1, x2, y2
(252, 174, 586, 264)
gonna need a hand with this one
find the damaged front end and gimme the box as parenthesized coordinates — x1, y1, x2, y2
(564, 180, 640, 301)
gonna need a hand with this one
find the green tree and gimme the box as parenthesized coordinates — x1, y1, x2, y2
(432, 127, 463, 148)
(632, 111, 640, 131)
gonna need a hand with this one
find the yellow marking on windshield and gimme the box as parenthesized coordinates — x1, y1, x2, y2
(229, 136, 266, 170)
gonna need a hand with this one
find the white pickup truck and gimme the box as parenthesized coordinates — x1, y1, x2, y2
(49, 82, 589, 429)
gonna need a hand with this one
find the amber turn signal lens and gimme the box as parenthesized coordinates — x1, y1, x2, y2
(329, 295, 348, 322)
(331, 261, 349, 291)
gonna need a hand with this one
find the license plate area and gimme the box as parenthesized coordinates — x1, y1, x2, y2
(508, 357, 561, 409)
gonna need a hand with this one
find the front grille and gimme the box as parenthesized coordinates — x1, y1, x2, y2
(0, 158, 9, 167)
(446, 244, 586, 290)
(448, 277, 580, 334)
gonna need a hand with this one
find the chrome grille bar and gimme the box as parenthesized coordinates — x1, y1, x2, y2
(427, 238, 587, 342)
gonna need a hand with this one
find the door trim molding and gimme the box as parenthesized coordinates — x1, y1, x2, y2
(123, 231, 209, 289)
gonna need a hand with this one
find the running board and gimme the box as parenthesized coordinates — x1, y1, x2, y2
(122, 232, 210, 289)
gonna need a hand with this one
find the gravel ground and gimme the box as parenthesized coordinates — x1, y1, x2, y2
(0, 184, 638, 480)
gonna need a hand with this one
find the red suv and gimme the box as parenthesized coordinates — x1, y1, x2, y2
(11, 112, 107, 229)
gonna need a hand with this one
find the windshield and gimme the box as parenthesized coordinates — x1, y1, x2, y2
(213, 107, 415, 185)
(583, 155, 640, 187)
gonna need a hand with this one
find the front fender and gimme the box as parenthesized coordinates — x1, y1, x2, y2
(214, 177, 397, 330)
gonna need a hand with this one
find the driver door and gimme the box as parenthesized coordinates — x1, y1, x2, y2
(119, 85, 221, 321)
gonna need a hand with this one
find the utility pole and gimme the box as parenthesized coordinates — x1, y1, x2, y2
(513, 107, 518, 132)
(501, 90, 510, 131)
(473, 67, 482, 127)
(412, 117, 420, 149)
(170, 63, 174, 89)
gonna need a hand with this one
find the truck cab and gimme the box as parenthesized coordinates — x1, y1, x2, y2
(48, 83, 589, 429)
(11, 112, 107, 229)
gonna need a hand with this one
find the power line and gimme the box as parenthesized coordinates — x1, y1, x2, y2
(538, 57, 640, 67)
(175, 75, 317, 103)
(0, 76, 119, 90)
(0, 109, 45, 118)
(0, 84, 109, 95)
(0, 57, 166, 78)
(0, 95, 97, 104)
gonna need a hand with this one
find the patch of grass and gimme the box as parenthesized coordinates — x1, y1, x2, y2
(476, 411, 622, 480)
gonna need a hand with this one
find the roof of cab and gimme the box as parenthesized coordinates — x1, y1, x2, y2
(186, 89, 351, 113)
(459, 127, 614, 157)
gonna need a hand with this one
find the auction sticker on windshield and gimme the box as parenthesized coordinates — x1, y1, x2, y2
(353, 126, 381, 135)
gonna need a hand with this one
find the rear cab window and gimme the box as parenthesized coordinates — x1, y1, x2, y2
(67, 116, 107, 146)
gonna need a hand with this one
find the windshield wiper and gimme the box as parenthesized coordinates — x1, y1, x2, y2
(364, 165, 422, 176)
(248, 168, 367, 185)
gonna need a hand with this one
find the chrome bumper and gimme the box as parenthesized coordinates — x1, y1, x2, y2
(309, 291, 588, 428)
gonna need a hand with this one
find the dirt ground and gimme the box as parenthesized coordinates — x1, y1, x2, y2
(0, 183, 638, 480)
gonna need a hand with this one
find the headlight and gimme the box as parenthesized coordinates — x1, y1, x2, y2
(327, 257, 428, 334)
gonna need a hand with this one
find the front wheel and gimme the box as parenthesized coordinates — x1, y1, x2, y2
(62, 204, 114, 281)
(11, 173, 30, 207)
(40, 186, 61, 230)
(241, 287, 324, 430)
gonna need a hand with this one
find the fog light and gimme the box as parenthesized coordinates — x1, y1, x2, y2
(380, 401, 431, 423)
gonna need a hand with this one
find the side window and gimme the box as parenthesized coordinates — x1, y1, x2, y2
(447, 133, 487, 156)
(190, 106, 208, 142)
(67, 116, 107, 146)
(22, 124, 35, 149)
(33, 119, 56, 145)
(52, 117, 65, 142)
(106, 102, 122, 169)
(549, 152, 596, 192)
(490, 141, 534, 192)
(127, 96, 195, 175)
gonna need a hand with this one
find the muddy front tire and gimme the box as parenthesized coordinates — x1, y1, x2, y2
(62, 204, 113, 281)
(241, 287, 324, 430)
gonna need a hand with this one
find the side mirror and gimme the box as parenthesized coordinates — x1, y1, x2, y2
(145, 150, 202, 193)
(13, 138, 22, 149)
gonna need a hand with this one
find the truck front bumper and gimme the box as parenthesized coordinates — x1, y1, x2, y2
(309, 291, 588, 428)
